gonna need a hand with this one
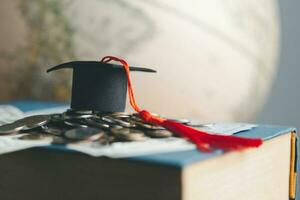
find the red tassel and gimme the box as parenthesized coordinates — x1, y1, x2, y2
(101, 56, 263, 152)
(139, 110, 263, 152)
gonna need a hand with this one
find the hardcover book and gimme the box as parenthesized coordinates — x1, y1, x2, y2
(0, 102, 298, 200)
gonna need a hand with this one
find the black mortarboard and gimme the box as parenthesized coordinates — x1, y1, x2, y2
(47, 61, 155, 112)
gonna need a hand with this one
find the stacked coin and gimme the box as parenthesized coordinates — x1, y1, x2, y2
(0, 109, 205, 145)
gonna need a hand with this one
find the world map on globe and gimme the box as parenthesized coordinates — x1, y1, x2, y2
(0, 0, 279, 122)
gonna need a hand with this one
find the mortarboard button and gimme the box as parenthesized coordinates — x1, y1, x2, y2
(47, 61, 156, 112)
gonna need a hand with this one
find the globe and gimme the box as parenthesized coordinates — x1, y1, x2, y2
(0, 0, 279, 122)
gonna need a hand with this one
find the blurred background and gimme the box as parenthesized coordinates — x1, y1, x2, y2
(259, 0, 300, 129)
(0, 0, 299, 129)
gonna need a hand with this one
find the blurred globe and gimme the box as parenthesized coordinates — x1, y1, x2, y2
(0, 0, 279, 122)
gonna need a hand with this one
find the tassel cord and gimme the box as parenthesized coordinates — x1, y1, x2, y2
(101, 56, 263, 152)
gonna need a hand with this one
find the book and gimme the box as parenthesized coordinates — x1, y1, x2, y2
(0, 101, 298, 200)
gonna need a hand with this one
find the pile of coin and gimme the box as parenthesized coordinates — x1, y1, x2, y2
(0, 109, 204, 145)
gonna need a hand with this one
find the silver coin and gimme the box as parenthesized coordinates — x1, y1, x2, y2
(63, 114, 93, 120)
(43, 126, 64, 136)
(107, 116, 135, 128)
(109, 112, 131, 118)
(84, 118, 110, 129)
(0, 115, 50, 134)
(64, 120, 88, 128)
(49, 114, 64, 122)
(19, 115, 50, 131)
(62, 110, 93, 120)
(145, 129, 173, 138)
(101, 116, 128, 128)
(0, 122, 25, 134)
(110, 128, 147, 141)
(73, 110, 93, 115)
(109, 124, 123, 129)
(130, 115, 143, 122)
(133, 121, 164, 130)
(101, 116, 116, 124)
(127, 116, 157, 129)
(65, 109, 93, 115)
(64, 127, 104, 141)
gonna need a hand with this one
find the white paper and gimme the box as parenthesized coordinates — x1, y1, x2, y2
(0, 135, 51, 155)
(0, 105, 25, 124)
(65, 123, 257, 157)
(200, 123, 257, 135)
(0, 105, 258, 158)
(0, 105, 66, 155)
(67, 137, 195, 158)
(24, 106, 69, 117)
(0, 105, 68, 124)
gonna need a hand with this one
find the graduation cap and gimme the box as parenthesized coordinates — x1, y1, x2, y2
(47, 61, 156, 112)
(46, 56, 263, 153)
